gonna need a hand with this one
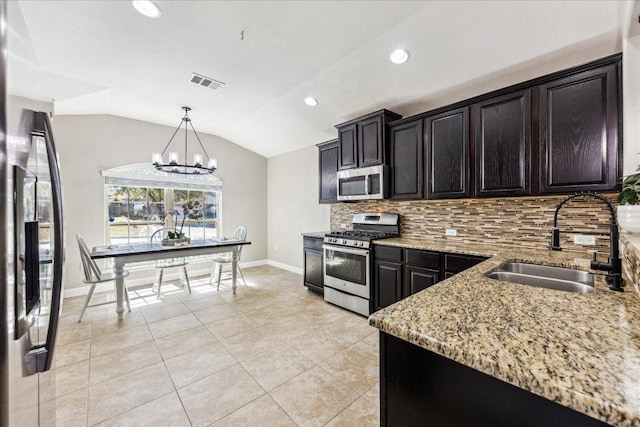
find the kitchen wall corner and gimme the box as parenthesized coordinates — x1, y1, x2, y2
(267, 145, 330, 270)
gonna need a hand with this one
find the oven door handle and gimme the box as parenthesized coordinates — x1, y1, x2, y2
(323, 244, 370, 256)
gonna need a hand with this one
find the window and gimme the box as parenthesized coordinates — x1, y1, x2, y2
(106, 185, 221, 245)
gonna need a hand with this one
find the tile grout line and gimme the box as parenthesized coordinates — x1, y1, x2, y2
(55, 267, 379, 426)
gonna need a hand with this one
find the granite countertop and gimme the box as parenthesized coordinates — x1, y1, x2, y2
(369, 237, 640, 426)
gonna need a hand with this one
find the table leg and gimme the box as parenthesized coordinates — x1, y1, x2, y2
(114, 260, 126, 320)
(231, 247, 239, 295)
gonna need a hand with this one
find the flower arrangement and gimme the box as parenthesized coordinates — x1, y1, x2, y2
(164, 200, 204, 240)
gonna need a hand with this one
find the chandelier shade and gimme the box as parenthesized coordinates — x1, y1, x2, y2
(152, 106, 217, 174)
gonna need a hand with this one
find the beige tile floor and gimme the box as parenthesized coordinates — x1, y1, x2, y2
(43, 265, 380, 427)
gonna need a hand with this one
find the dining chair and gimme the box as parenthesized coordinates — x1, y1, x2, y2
(209, 226, 247, 290)
(149, 228, 191, 298)
(76, 234, 131, 322)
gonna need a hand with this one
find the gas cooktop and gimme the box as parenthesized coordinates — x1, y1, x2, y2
(324, 213, 400, 249)
(325, 230, 397, 241)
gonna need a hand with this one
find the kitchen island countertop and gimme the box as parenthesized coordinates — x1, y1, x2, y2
(369, 237, 640, 426)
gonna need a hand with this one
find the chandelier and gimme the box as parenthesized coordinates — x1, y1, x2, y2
(152, 106, 217, 174)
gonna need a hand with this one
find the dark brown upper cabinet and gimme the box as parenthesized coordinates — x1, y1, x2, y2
(538, 63, 620, 194)
(390, 119, 424, 200)
(337, 124, 358, 170)
(336, 109, 401, 170)
(323, 55, 621, 203)
(425, 107, 470, 199)
(474, 90, 531, 197)
(317, 139, 338, 204)
(358, 115, 384, 167)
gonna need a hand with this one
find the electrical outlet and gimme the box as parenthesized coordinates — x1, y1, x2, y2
(445, 229, 457, 237)
(573, 235, 596, 245)
(340, 223, 347, 229)
(274, 244, 278, 251)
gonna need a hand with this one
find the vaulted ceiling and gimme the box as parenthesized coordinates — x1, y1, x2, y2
(18, 1, 629, 158)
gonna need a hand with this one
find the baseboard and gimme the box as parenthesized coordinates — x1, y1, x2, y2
(63, 259, 269, 298)
(267, 260, 303, 275)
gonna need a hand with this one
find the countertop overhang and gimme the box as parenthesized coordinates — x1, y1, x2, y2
(369, 237, 640, 426)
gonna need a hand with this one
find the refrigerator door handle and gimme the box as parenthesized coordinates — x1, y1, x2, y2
(37, 112, 65, 372)
(24, 221, 40, 315)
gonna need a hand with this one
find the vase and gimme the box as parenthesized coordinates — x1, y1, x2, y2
(161, 236, 191, 246)
(617, 205, 640, 233)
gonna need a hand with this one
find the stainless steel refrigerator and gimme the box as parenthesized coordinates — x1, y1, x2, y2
(1, 1, 65, 425)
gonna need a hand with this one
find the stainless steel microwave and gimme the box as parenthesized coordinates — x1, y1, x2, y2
(337, 165, 388, 201)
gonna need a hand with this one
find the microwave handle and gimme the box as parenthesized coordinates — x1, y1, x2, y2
(364, 175, 370, 195)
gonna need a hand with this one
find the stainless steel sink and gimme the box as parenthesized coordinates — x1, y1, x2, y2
(486, 262, 594, 294)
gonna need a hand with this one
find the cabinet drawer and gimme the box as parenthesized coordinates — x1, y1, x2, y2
(374, 246, 403, 262)
(303, 236, 324, 251)
(445, 254, 487, 273)
(405, 249, 441, 270)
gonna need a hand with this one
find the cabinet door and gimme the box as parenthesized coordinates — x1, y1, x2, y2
(338, 124, 358, 170)
(539, 63, 619, 194)
(303, 248, 323, 293)
(374, 260, 402, 311)
(425, 107, 470, 199)
(318, 140, 338, 203)
(358, 115, 384, 167)
(475, 90, 531, 197)
(445, 254, 487, 275)
(404, 265, 439, 297)
(390, 120, 423, 199)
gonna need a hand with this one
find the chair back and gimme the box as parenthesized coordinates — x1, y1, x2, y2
(231, 226, 246, 241)
(76, 234, 103, 283)
(231, 226, 247, 260)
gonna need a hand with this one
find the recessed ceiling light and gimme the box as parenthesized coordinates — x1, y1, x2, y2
(304, 97, 318, 107)
(132, 0, 161, 18)
(390, 48, 410, 64)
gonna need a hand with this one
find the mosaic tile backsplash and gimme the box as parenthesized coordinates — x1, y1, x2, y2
(330, 194, 618, 255)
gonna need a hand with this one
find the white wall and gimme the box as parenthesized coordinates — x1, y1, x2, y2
(267, 145, 330, 271)
(52, 114, 267, 292)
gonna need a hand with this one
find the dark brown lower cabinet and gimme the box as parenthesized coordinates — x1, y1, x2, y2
(373, 245, 488, 312)
(380, 332, 608, 427)
(374, 260, 402, 311)
(445, 253, 488, 275)
(303, 237, 324, 294)
(404, 265, 439, 296)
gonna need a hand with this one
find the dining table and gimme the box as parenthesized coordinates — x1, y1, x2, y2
(90, 238, 251, 320)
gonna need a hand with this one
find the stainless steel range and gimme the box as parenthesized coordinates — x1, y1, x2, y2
(323, 213, 400, 316)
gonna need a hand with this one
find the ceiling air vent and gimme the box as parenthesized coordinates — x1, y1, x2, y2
(189, 73, 225, 90)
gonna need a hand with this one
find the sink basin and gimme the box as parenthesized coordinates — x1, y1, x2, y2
(486, 262, 594, 294)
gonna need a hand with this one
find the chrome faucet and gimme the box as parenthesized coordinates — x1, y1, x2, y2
(550, 192, 624, 292)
